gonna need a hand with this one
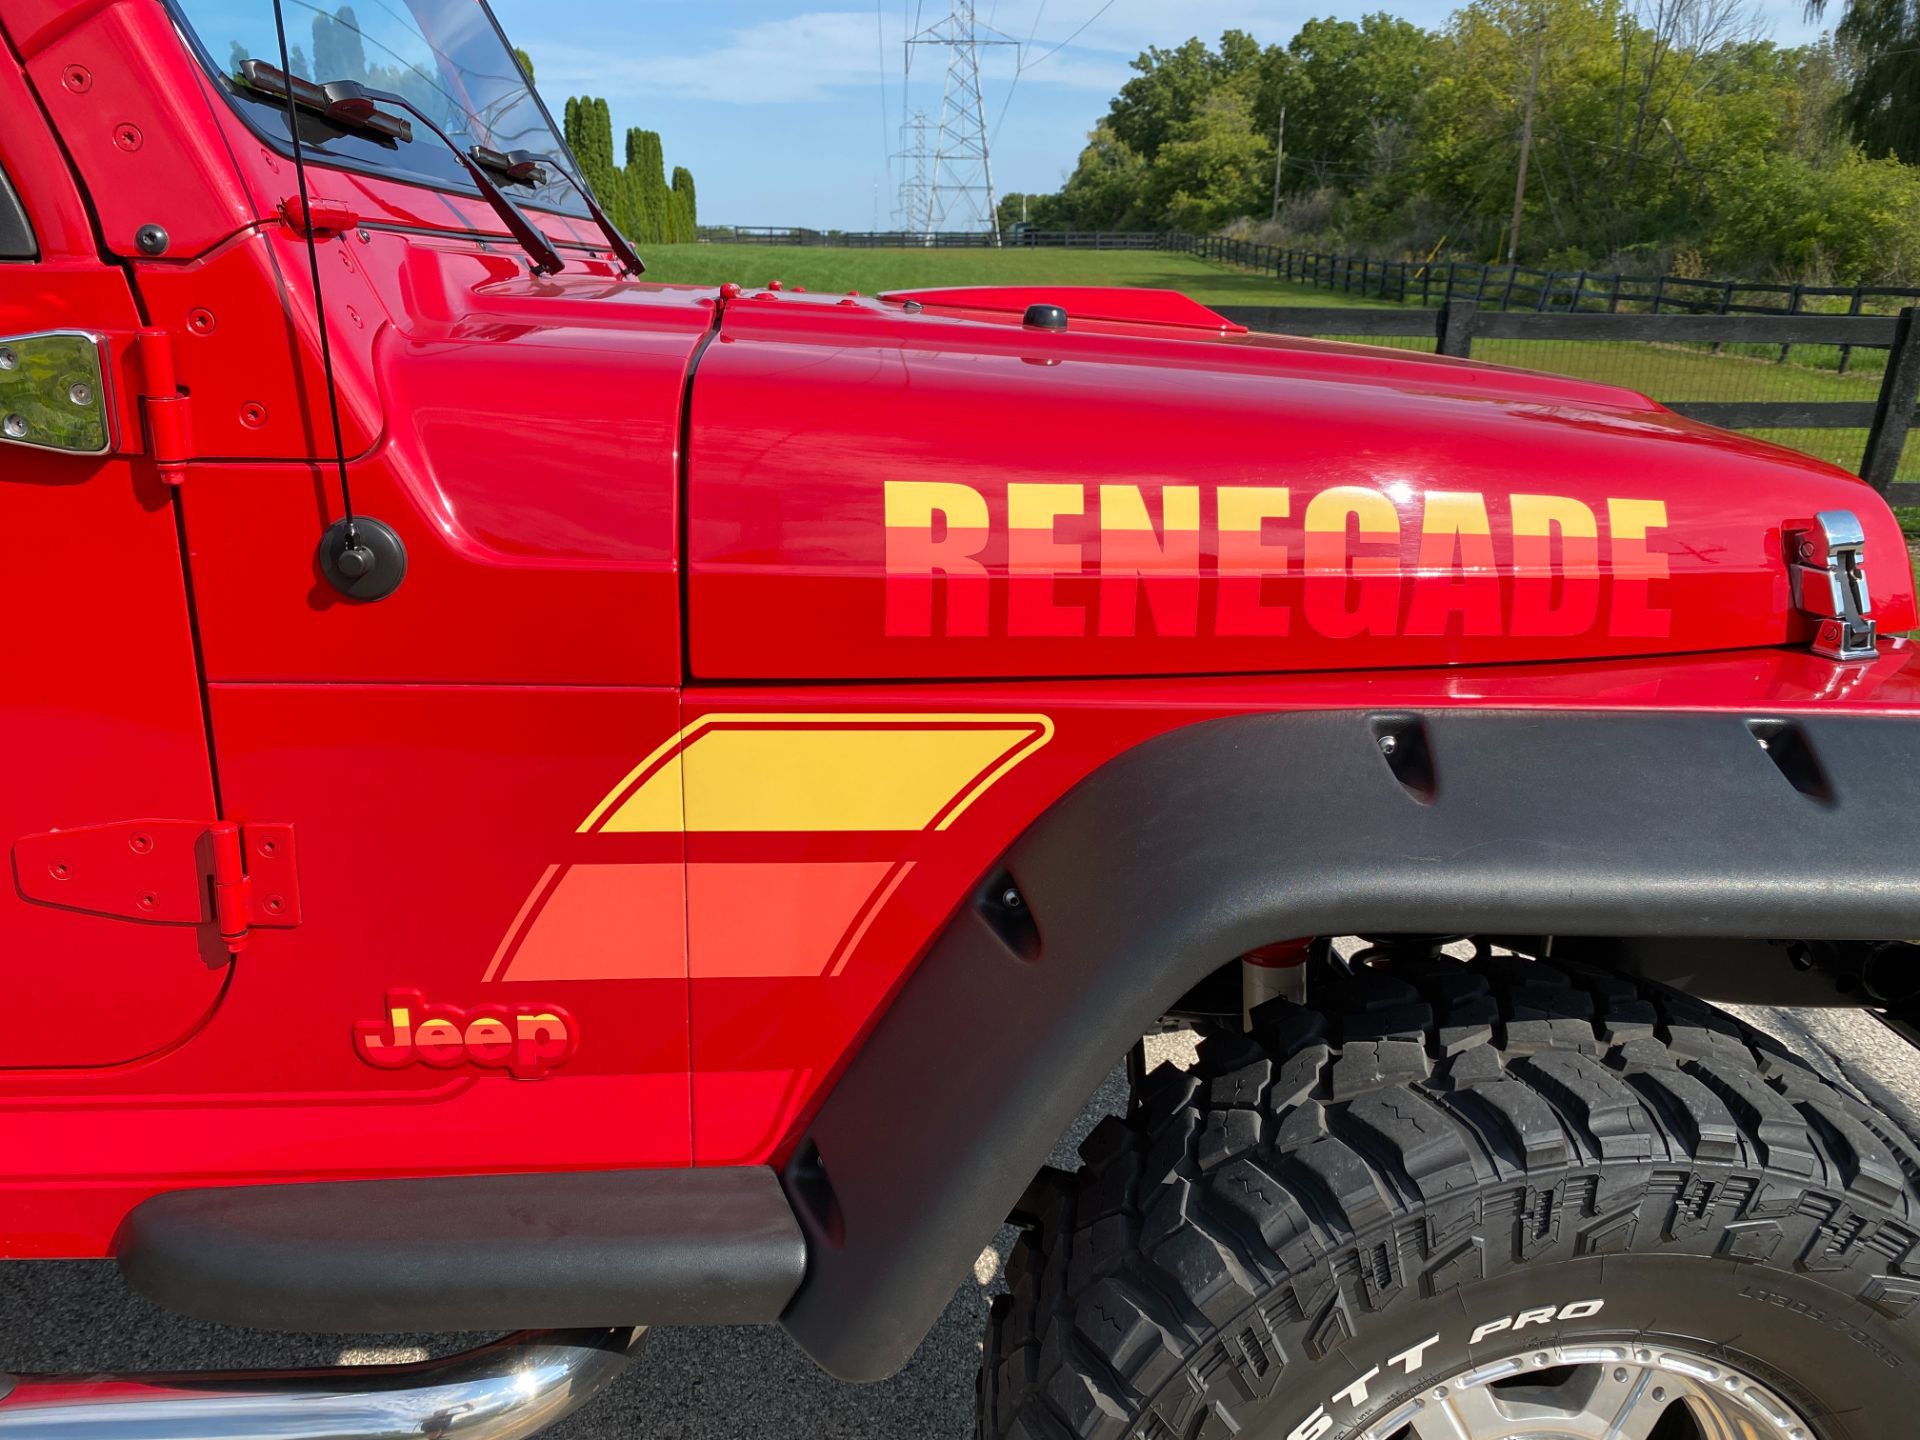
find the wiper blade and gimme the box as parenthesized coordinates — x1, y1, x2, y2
(472, 146, 645, 277)
(240, 61, 565, 276)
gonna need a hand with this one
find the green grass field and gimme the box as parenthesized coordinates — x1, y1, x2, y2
(638, 243, 1381, 307)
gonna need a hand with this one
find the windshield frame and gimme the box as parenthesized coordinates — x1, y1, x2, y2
(160, 0, 594, 224)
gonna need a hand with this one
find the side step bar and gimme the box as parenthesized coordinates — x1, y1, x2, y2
(0, 1329, 642, 1440)
(118, 1167, 805, 1332)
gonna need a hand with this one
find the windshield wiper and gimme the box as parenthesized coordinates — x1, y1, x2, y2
(471, 146, 645, 277)
(240, 60, 565, 276)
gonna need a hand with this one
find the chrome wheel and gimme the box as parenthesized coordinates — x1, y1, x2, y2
(1358, 1343, 1815, 1439)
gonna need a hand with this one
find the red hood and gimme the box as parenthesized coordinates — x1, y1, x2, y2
(681, 284, 1916, 680)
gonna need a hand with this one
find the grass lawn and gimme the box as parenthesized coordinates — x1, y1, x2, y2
(637, 244, 1377, 307)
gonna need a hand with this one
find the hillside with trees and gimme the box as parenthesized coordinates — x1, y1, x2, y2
(1001, 0, 1920, 285)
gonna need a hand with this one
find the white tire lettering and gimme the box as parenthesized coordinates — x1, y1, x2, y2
(1287, 1405, 1333, 1440)
(1331, 1366, 1380, 1408)
(1469, 1316, 1513, 1345)
(1389, 1334, 1441, 1374)
(1558, 1299, 1605, 1321)
(1512, 1305, 1558, 1331)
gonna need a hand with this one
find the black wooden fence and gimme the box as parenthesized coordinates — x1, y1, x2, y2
(1186, 235, 1920, 329)
(1216, 302, 1920, 503)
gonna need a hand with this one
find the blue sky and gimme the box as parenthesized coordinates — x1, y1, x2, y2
(487, 0, 1829, 231)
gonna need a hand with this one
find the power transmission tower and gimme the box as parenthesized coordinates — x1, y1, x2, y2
(894, 109, 932, 232)
(907, 0, 1016, 240)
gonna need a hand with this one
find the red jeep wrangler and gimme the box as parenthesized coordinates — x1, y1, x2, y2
(5, 1, 1920, 1435)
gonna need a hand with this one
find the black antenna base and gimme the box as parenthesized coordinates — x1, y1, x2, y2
(318, 516, 407, 601)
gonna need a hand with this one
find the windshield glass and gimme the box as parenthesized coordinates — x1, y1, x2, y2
(167, 0, 587, 217)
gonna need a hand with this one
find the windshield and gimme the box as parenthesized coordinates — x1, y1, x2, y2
(167, 0, 588, 217)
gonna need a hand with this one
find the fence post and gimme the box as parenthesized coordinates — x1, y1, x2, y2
(1861, 306, 1920, 493)
(1437, 299, 1478, 358)
(1839, 288, 1864, 375)
(1779, 285, 1803, 365)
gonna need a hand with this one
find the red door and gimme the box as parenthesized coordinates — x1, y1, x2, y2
(0, 52, 225, 1067)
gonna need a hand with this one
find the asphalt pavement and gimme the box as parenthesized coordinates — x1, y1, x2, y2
(2, 1016, 1916, 1438)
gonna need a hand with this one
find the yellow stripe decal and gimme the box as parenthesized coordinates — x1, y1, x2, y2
(588, 714, 1053, 834)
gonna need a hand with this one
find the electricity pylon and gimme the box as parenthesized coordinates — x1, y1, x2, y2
(906, 0, 1016, 241)
(894, 109, 932, 232)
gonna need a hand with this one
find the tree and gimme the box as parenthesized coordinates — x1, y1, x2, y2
(562, 99, 699, 245)
(672, 166, 699, 241)
(512, 47, 535, 86)
(1805, 0, 1920, 161)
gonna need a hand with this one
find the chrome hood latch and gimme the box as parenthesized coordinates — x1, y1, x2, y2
(1787, 510, 1878, 662)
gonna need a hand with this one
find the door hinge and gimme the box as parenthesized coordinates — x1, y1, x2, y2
(12, 819, 300, 955)
(1786, 510, 1878, 662)
(136, 327, 191, 485)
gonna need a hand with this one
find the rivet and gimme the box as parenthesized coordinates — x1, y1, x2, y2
(1000, 886, 1022, 909)
(188, 308, 217, 334)
(62, 64, 92, 93)
(0, 347, 15, 370)
(68, 382, 92, 407)
(1533, 1353, 1549, 1367)
(128, 833, 153, 854)
(1378, 733, 1399, 755)
(50, 861, 71, 880)
(1431, 1386, 1448, 1399)
(357, 228, 371, 242)
(1651, 1386, 1666, 1402)
(134, 224, 169, 256)
(265, 895, 285, 914)
(3, 414, 27, 439)
(137, 892, 158, 911)
(113, 123, 143, 152)
(240, 402, 267, 428)
(258, 838, 278, 857)
(1613, 1368, 1628, 1382)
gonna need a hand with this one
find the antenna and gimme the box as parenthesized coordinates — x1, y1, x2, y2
(906, 0, 1015, 240)
(268, 0, 406, 601)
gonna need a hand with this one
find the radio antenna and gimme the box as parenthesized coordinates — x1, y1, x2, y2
(268, 0, 405, 601)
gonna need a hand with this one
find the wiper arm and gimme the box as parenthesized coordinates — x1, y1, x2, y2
(240, 61, 565, 276)
(471, 146, 645, 277)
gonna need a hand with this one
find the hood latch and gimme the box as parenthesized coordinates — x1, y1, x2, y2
(1787, 510, 1878, 662)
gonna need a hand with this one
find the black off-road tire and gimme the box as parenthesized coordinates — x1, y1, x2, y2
(978, 955, 1920, 1439)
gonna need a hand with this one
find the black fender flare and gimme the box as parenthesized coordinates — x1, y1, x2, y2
(776, 706, 1920, 1380)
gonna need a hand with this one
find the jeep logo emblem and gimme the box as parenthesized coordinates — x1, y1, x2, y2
(354, 989, 577, 1079)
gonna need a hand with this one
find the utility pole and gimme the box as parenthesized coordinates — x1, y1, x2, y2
(1507, 20, 1544, 266)
(907, 0, 1017, 241)
(1270, 105, 1287, 221)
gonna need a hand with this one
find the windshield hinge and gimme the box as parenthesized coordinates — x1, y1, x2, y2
(280, 195, 359, 238)
(1787, 510, 1878, 662)
(12, 819, 301, 955)
(135, 328, 191, 485)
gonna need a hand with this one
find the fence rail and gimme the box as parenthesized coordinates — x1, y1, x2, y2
(1188, 234, 1920, 324)
(1216, 302, 1920, 502)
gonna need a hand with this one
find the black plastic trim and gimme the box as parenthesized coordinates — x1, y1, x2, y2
(119, 1165, 806, 1331)
(0, 160, 35, 260)
(777, 708, 1920, 1379)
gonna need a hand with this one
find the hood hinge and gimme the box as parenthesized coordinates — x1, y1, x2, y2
(12, 819, 300, 955)
(1786, 510, 1879, 662)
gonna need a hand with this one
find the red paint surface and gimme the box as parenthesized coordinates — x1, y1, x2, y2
(3, 0, 1918, 1256)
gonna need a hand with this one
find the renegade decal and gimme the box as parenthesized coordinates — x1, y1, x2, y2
(354, 990, 576, 1078)
(484, 715, 1054, 984)
(883, 481, 1670, 640)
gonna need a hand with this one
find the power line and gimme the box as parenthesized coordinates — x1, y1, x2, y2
(1022, 0, 1118, 71)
